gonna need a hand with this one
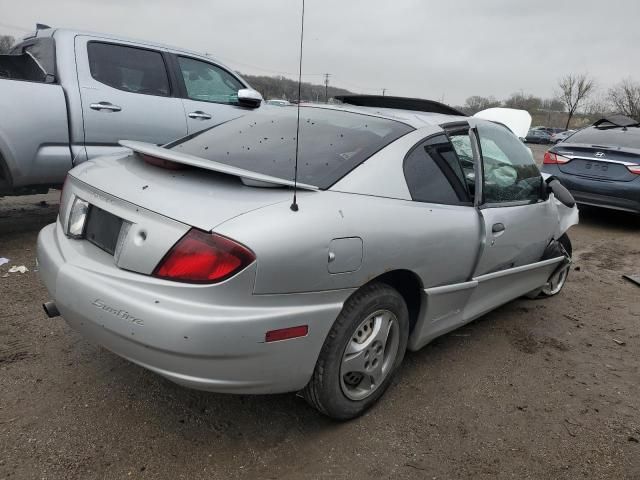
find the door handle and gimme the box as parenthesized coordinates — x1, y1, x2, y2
(492, 223, 505, 234)
(90, 102, 122, 112)
(188, 111, 212, 120)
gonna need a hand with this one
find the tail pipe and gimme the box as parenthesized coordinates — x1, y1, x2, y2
(43, 301, 60, 318)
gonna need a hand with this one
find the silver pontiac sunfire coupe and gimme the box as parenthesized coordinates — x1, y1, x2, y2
(37, 96, 578, 419)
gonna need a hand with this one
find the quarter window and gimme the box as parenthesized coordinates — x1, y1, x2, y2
(87, 42, 170, 97)
(476, 122, 542, 204)
(403, 135, 468, 205)
(177, 57, 244, 104)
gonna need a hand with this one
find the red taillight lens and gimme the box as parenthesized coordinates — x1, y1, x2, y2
(153, 229, 255, 283)
(543, 151, 571, 165)
(627, 164, 640, 175)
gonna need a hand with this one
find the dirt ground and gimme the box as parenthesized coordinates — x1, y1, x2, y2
(1, 145, 639, 479)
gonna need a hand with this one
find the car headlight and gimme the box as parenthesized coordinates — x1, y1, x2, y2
(67, 197, 90, 238)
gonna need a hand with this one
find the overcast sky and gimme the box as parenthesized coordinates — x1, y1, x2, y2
(1, 0, 638, 105)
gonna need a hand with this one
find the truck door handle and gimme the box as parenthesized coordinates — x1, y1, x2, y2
(90, 102, 122, 112)
(188, 111, 212, 120)
(492, 223, 505, 234)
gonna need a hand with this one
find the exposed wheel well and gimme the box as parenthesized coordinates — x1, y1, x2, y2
(364, 270, 423, 333)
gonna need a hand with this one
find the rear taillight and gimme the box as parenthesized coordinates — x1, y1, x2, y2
(627, 164, 640, 175)
(67, 196, 90, 238)
(153, 229, 255, 283)
(543, 151, 571, 165)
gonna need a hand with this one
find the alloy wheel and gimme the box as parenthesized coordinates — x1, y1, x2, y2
(339, 309, 400, 401)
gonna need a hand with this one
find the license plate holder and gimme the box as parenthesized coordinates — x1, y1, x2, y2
(85, 206, 123, 255)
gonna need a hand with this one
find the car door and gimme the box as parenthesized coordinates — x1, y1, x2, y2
(171, 55, 251, 134)
(74, 36, 188, 161)
(461, 120, 563, 319)
(400, 133, 483, 350)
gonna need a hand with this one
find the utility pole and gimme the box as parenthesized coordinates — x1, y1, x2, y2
(324, 73, 331, 103)
(382, 88, 387, 96)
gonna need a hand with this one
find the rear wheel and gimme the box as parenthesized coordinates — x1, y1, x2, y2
(303, 282, 409, 420)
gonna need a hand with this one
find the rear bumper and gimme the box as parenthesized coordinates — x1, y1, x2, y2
(37, 221, 351, 394)
(542, 165, 640, 214)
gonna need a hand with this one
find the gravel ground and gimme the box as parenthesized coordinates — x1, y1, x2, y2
(1, 146, 639, 479)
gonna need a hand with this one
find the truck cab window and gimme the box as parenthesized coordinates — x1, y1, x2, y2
(177, 57, 243, 105)
(88, 42, 170, 97)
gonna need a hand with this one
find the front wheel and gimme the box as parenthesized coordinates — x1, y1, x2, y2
(303, 282, 409, 420)
(532, 234, 572, 298)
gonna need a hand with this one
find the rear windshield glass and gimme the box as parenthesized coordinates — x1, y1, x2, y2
(566, 127, 640, 150)
(172, 106, 414, 189)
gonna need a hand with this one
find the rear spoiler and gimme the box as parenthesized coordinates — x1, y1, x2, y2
(593, 115, 640, 128)
(119, 140, 319, 190)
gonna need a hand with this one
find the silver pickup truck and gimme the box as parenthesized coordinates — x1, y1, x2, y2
(0, 26, 262, 195)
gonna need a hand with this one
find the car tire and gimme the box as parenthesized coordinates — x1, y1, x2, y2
(530, 234, 572, 298)
(303, 282, 409, 420)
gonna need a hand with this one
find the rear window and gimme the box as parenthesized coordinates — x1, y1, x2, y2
(566, 127, 640, 149)
(172, 107, 414, 189)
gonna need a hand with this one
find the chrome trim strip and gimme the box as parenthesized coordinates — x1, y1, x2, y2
(556, 153, 638, 166)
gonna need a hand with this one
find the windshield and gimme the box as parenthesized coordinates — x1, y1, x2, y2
(172, 106, 414, 189)
(566, 126, 640, 150)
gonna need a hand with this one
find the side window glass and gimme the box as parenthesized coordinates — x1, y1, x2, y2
(449, 132, 476, 199)
(476, 122, 542, 204)
(178, 57, 244, 104)
(87, 42, 170, 97)
(403, 135, 466, 205)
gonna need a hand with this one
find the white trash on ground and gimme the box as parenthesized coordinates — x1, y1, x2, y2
(8, 265, 28, 274)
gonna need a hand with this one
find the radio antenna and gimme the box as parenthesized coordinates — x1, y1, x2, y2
(290, 0, 305, 212)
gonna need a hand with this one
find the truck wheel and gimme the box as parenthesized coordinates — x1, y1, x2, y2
(303, 282, 409, 420)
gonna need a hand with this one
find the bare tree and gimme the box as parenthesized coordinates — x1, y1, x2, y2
(585, 93, 612, 117)
(0, 35, 15, 54)
(463, 95, 500, 114)
(503, 92, 542, 112)
(541, 98, 565, 112)
(557, 74, 595, 129)
(608, 79, 640, 121)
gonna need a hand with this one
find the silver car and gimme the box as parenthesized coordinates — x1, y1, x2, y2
(37, 100, 578, 419)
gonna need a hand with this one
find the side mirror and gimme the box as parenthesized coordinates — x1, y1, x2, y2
(546, 177, 575, 208)
(237, 88, 263, 109)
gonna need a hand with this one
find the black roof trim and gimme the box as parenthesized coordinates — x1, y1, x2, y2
(593, 115, 640, 128)
(335, 95, 465, 117)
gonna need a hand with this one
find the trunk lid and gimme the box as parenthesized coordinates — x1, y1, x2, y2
(554, 144, 640, 182)
(70, 152, 295, 232)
